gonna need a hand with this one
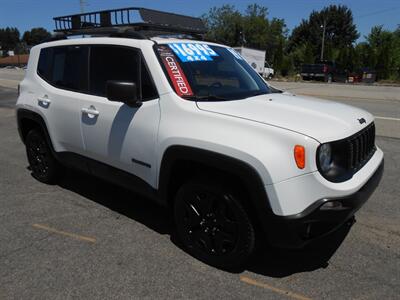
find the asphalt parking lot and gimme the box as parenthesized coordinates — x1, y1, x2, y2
(0, 71, 399, 299)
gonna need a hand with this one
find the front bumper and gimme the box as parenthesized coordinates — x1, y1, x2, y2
(266, 160, 384, 248)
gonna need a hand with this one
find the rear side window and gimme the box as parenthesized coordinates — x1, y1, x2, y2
(52, 46, 88, 91)
(37, 45, 89, 93)
(37, 44, 157, 100)
(89, 46, 158, 100)
(37, 48, 53, 82)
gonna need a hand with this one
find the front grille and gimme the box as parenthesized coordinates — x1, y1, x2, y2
(346, 123, 376, 171)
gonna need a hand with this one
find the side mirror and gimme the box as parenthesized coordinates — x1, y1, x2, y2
(106, 80, 141, 107)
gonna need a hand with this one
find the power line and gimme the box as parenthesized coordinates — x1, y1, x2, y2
(356, 7, 400, 19)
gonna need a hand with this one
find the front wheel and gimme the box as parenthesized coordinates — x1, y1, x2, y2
(174, 180, 255, 269)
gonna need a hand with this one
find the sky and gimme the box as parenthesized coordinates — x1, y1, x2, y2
(0, 0, 399, 42)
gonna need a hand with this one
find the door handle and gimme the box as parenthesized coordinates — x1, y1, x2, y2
(81, 107, 99, 116)
(37, 97, 51, 106)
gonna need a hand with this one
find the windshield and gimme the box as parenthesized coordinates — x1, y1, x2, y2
(155, 43, 270, 101)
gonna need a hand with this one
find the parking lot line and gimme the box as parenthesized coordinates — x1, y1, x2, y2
(240, 275, 312, 300)
(32, 223, 96, 243)
(297, 93, 400, 102)
(375, 116, 400, 121)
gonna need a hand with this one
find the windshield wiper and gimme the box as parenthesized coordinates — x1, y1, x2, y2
(247, 91, 269, 97)
(183, 94, 229, 101)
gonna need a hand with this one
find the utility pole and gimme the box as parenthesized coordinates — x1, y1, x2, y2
(320, 19, 326, 61)
(79, 0, 87, 37)
(79, 0, 87, 13)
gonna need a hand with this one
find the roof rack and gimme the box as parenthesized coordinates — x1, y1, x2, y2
(53, 7, 207, 39)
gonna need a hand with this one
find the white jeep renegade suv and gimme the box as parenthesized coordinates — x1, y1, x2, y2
(16, 8, 384, 268)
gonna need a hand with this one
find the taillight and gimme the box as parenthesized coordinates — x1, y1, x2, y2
(323, 65, 328, 73)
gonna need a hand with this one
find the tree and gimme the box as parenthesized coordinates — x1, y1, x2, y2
(364, 26, 398, 79)
(265, 18, 288, 73)
(354, 42, 372, 70)
(242, 4, 269, 49)
(393, 26, 400, 78)
(202, 5, 243, 46)
(202, 3, 289, 75)
(22, 27, 51, 46)
(289, 5, 359, 63)
(0, 27, 20, 54)
(289, 42, 315, 72)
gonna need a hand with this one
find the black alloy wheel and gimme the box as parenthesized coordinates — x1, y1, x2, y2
(25, 129, 63, 184)
(174, 180, 255, 269)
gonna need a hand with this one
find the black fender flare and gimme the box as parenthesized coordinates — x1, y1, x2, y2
(158, 145, 274, 231)
(16, 108, 56, 153)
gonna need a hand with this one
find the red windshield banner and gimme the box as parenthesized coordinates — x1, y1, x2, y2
(157, 45, 193, 97)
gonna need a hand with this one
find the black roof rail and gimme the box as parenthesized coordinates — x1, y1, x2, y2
(40, 32, 68, 43)
(53, 7, 207, 39)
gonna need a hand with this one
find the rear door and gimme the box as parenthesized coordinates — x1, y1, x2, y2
(36, 45, 88, 155)
(80, 45, 160, 186)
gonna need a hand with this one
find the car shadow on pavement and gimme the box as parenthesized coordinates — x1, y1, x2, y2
(58, 168, 174, 235)
(246, 221, 353, 277)
(58, 168, 353, 277)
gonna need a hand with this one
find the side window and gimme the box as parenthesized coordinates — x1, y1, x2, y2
(37, 45, 88, 93)
(141, 59, 158, 100)
(52, 49, 66, 84)
(37, 48, 53, 82)
(52, 46, 88, 92)
(89, 46, 158, 100)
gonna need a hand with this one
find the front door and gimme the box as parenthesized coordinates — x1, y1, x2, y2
(80, 45, 160, 186)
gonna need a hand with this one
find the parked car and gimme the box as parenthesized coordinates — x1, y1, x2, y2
(16, 7, 384, 269)
(264, 61, 274, 79)
(348, 68, 377, 84)
(301, 61, 347, 82)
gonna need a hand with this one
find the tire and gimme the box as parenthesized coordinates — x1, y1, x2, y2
(174, 179, 255, 269)
(25, 129, 64, 184)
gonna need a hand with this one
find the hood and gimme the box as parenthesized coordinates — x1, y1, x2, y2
(196, 93, 374, 143)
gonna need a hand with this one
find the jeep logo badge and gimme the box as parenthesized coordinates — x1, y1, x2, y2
(358, 118, 366, 124)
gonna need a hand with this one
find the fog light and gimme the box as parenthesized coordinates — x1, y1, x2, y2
(320, 201, 343, 210)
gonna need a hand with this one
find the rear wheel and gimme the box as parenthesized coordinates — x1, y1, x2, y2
(25, 129, 64, 184)
(174, 179, 255, 269)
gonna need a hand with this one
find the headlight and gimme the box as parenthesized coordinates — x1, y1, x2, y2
(318, 143, 332, 173)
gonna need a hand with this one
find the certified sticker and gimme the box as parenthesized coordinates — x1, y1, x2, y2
(157, 45, 193, 97)
(168, 43, 219, 62)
